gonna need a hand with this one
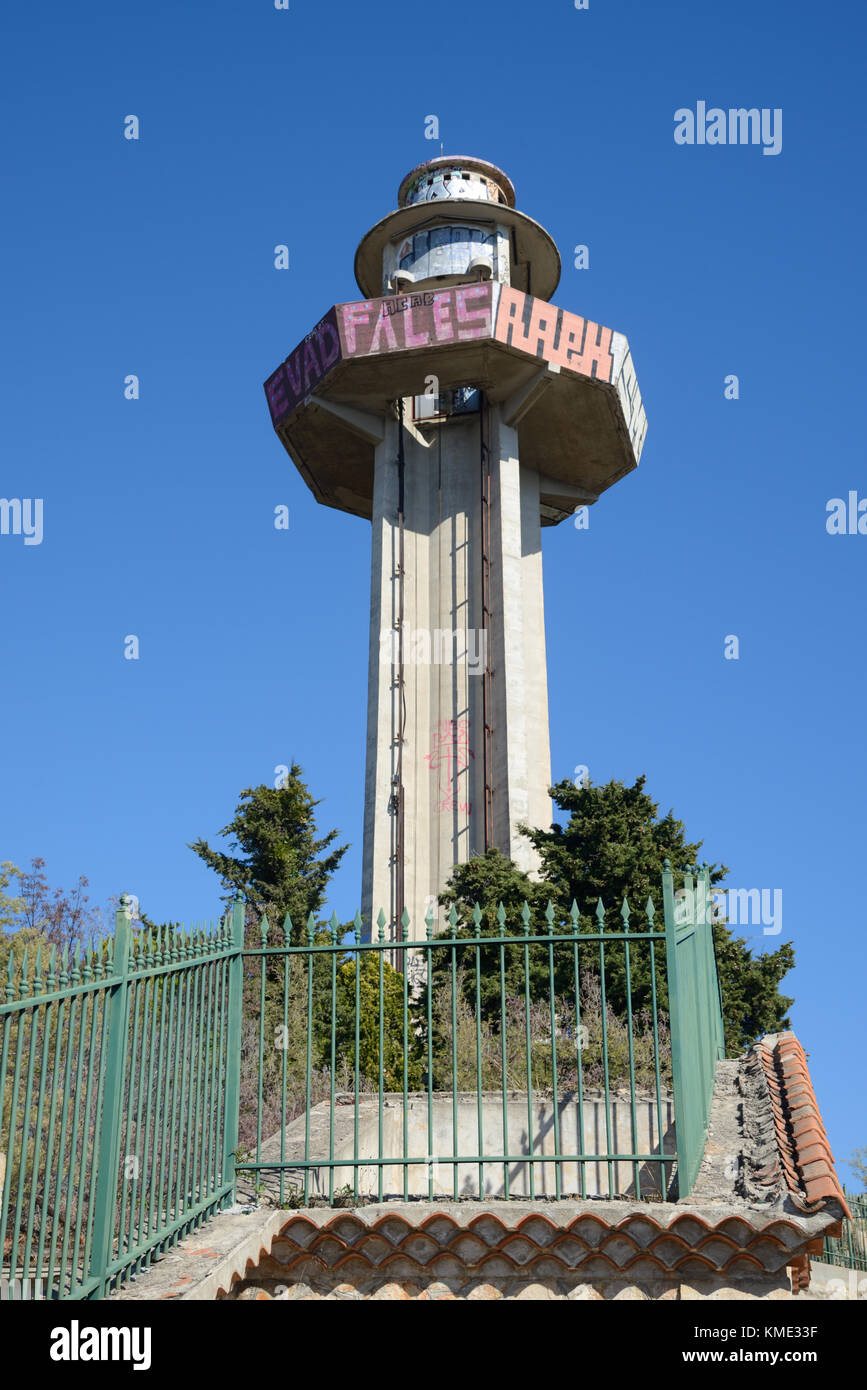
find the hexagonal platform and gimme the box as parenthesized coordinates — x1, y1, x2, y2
(264, 281, 647, 526)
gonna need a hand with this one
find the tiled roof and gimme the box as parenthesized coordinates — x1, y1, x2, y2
(745, 1031, 850, 1293)
(213, 1032, 850, 1297)
(221, 1200, 837, 1294)
(749, 1032, 851, 1220)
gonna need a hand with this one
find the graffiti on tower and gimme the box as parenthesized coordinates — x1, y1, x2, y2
(340, 283, 493, 356)
(425, 718, 474, 815)
(493, 287, 615, 382)
(264, 282, 646, 467)
(264, 308, 341, 422)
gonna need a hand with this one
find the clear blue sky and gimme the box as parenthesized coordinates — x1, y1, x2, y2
(1, 0, 864, 1170)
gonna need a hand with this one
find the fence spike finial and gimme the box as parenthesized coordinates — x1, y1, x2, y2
(570, 899, 579, 928)
(425, 904, 435, 939)
(645, 895, 655, 923)
(595, 897, 605, 926)
(472, 901, 482, 930)
(306, 912, 316, 944)
(400, 907, 411, 940)
(329, 911, 340, 944)
(496, 901, 506, 928)
(621, 898, 630, 928)
(521, 901, 531, 933)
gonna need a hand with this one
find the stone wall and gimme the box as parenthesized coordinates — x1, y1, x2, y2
(251, 1091, 675, 1203)
(231, 1270, 791, 1302)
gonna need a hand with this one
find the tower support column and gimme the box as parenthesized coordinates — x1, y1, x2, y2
(362, 399, 552, 941)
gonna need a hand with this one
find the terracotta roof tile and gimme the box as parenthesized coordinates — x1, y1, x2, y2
(752, 1034, 849, 1211)
(262, 1203, 837, 1288)
(749, 1031, 851, 1291)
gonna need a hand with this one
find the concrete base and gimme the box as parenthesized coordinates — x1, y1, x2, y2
(247, 1091, 675, 1203)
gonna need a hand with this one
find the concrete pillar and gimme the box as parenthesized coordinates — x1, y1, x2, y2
(362, 399, 552, 941)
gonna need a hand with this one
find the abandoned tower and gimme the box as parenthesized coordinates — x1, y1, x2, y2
(264, 156, 647, 942)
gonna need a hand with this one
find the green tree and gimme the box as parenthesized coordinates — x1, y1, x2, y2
(440, 776, 795, 1057)
(710, 921, 795, 1056)
(189, 770, 348, 938)
(334, 953, 423, 1090)
(0, 860, 24, 930)
(1, 857, 103, 949)
(0, 858, 109, 985)
(524, 776, 723, 922)
(435, 849, 552, 1017)
(190, 772, 417, 1147)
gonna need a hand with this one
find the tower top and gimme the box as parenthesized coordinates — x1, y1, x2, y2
(354, 153, 560, 301)
(397, 156, 516, 210)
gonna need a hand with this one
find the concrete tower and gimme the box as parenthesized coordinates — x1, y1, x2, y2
(264, 156, 646, 945)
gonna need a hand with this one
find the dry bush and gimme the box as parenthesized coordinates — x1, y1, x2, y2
(429, 968, 671, 1096)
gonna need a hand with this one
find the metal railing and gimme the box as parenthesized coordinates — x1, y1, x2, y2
(663, 863, 726, 1195)
(822, 1190, 867, 1271)
(1, 867, 725, 1298)
(236, 868, 723, 1208)
(0, 897, 244, 1299)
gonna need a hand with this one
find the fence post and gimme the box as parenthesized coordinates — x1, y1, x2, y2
(701, 866, 726, 1060)
(694, 869, 712, 1087)
(662, 860, 694, 1198)
(87, 895, 133, 1298)
(221, 896, 245, 1208)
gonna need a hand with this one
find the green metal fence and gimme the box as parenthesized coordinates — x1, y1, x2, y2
(662, 862, 726, 1195)
(235, 867, 723, 1210)
(822, 1190, 867, 1271)
(1, 867, 725, 1298)
(0, 896, 244, 1299)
